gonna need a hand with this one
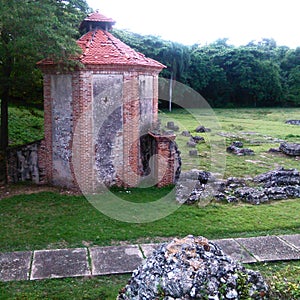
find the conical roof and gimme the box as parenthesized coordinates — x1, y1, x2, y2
(38, 10, 165, 70)
(77, 30, 165, 69)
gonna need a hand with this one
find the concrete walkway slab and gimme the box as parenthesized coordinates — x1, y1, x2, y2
(1, 234, 300, 282)
(139, 243, 162, 258)
(31, 248, 90, 280)
(279, 234, 300, 250)
(236, 236, 300, 262)
(0, 251, 32, 282)
(90, 245, 142, 275)
(213, 238, 257, 263)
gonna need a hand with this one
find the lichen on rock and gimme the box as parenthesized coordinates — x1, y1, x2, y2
(117, 235, 268, 300)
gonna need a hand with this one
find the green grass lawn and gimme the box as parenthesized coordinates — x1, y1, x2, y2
(0, 274, 129, 300)
(0, 190, 299, 252)
(0, 262, 299, 300)
(159, 107, 300, 176)
(2, 106, 300, 299)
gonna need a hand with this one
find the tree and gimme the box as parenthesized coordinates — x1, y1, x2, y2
(0, 0, 89, 180)
(285, 65, 300, 106)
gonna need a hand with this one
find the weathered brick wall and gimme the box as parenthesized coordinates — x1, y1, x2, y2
(43, 73, 53, 184)
(122, 72, 141, 187)
(149, 133, 177, 188)
(38, 65, 177, 190)
(71, 70, 94, 191)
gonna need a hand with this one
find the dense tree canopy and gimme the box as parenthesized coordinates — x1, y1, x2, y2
(0, 0, 89, 151)
(0, 4, 299, 154)
(113, 30, 300, 108)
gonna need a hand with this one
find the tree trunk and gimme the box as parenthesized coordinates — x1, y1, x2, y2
(0, 94, 8, 184)
(0, 62, 11, 184)
(0, 93, 9, 151)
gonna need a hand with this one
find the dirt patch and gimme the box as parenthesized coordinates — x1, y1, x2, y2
(0, 183, 81, 200)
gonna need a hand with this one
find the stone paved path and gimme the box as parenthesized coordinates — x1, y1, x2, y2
(0, 234, 299, 282)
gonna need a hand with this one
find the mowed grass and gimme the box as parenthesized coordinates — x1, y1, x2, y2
(1, 262, 299, 300)
(0, 274, 129, 300)
(0, 190, 299, 252)
(0, 263, 299, 300)
(1, 107, 300, 299)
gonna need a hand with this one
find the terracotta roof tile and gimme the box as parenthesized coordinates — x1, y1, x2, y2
(77, 30, 165, 69)
(83, 11, 115, 24)
(38, 29, 165, 70)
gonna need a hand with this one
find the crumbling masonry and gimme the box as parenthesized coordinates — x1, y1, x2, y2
(16, 11, 180, 190)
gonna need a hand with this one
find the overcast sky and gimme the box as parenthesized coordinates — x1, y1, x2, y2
(86, 0, 300, 48)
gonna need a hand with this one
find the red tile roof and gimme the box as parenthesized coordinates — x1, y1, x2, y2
(76, 30, 165, 69)
(83, 11, 116, 24)
(38, 29, 165, 70)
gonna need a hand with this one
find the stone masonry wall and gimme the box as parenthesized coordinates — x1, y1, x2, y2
(51, 75, 73, 187)
(139, 75, 154, 134)
(93, 74, 123, 186)
(38, 66, 176, 190)
(7, 140, 47, 184)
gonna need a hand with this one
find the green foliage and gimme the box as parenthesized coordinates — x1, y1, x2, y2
(236, 272, 253, 299)
(8, 105, 44, 146)
(112, 29, 190, 84)
(268, 265, 300, 299)
(250, 261, 300, 300)
(0, 0, 90, 153)
(0, 0, 89, 102)
(114, 31, 299, 108)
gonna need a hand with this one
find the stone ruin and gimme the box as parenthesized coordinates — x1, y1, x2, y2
(226, 141, 254, 156)
(196, 125, 211, 133)
(269, 142, 300, 157)
(6, 11, 181, 190)
(6, 140, 47, 184)
(117, 235, 268, 300)
(279, 142, 300, 156)
(176, 168, 300, 205)
(285, 120, 300, 125)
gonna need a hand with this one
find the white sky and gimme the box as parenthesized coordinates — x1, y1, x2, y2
(86, 0, 300, 48)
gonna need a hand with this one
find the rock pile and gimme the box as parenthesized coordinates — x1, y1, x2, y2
(192, 135, 205, 143)
(226, 141, 254, 156)
(187, 136, 205, 148)
(187, 140, 197, 148)
(279, 142, 300, 156)
(166, 121, 179, 131)
(219, 168, 300, 204)
(117, 235, 268, 300)
(285, 120, 300, 125)
(176, 168, 300, 205)
(182, 130, 192, 137)
(196, 125, 211, 133)
(176, 169, 212, 204)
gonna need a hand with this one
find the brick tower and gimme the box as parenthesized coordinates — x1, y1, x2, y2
(38, 11, 179, 190)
